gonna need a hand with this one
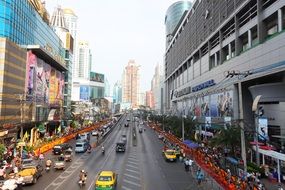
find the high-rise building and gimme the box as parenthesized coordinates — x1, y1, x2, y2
(122, 60, 140, 108)
(164, 0, 285, 147)
(0, 0, 66, 143)
(63, 8, 78, 40)
(165, 1, 192, 47)
(50, 6, 74, 126)
(151, 63, 164, 114)
(138, 92, 146, 107)
(113, 81, 122, 104)
(104, 77, 111, 97)
(146, 91, 154, 109)
(77, 41, 92, 79)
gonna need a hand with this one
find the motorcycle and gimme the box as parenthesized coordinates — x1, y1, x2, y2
(102, 149, 105, 155)
(78, 176, 87, 188)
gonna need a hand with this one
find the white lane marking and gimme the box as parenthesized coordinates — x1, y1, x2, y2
(87, 143, 116, 190)
(124, 173, 140, 180)
(126, 164, 139, 169)
(128, 157, 137, 161)
(125, 168, 140, 174)
(127, 160, 138, 165)
(122, 185, 132, 190)
(123, 179, 142, 187)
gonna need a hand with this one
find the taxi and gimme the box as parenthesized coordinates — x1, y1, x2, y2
(95, 171, 117, 190)
(163, 149, 177, 162)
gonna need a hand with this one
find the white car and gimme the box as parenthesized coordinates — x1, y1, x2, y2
(91, 131, 98, 136)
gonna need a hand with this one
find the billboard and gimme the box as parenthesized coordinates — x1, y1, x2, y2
(49, 68, 56, 105)
(258, 118, 268, 142)
(80, 86, 89, 101)
(90, 72, 104, 83)
(43, 63, 51, 104)
(35, 58, 44, 102)
(26, 51, 37, 98)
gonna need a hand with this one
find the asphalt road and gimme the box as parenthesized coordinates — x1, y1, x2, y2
(23, 114, 213, 190)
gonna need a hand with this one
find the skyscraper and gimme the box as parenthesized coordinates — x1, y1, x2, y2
(77, 41, 92, 79)
(113, 81, 122, 104)
(165, 1, 192, 47)
(146, 91, 154, 109)
(122, 60, 140, 108)
(50, 5, 74, 125)
(63, 8, 78, 40)
(151, 63, 164, 113)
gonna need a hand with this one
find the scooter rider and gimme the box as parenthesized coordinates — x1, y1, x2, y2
(79, 170, 87, 183)
(101, 145, 105, 154)
(46, 159, 52, 167)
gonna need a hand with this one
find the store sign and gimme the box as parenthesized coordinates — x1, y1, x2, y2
(171, 86, 192, 100)
(192, 79, 215, 92)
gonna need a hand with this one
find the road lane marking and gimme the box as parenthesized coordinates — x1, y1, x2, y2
(122, 185, 132, 190)
(123, 179, 142, 187)
(128, 157, 137, 161)
(124, 173, 140, 180)
(127, 160, 138, 165)
(126, 164, 139, 169)
(125, 168, 140, 174)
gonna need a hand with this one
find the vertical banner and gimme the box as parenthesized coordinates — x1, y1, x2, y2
(80, 86, 89, 101)
(258, 118, 268, 142)
(36, 58, 44, 102)
(224, 116, 231, 129)
(49, 68, 56, 105)
(201, 95, 210, 116)
(26, 51, 37, 99)
(43, 63, 51, 104)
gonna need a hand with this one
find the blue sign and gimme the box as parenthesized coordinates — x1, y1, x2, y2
(192, 79, 215, 92)
(80, 86, 90, 101)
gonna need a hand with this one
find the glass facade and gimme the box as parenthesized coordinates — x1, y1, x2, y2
(90, 86, 104, 100)
(0, 0, 65, 60)
(165, 1, 192, 46)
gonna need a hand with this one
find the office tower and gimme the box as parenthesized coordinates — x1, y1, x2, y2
(122, 60, 140, 108)
(113, 81, 122, 104)
(77, 41, 92, 79)
(165, 1, 192, 47)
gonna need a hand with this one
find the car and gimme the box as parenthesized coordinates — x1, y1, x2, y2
(163, 149, 177, 162)
(18, 165, 43, 184)
(126, 118, 130, 122)
(120, 135, 127, 143)
(92, 130, 99, 136)
(116, 142, 126, 152)
(21, 158, 37, 168)
(124, 123, 129, 127)
(139, 127, 143, 133)
(54, 156, 65, 170)
(75, 141, 88, 153)
(95, 171, 117, 190)
(53, 143, 72, 155)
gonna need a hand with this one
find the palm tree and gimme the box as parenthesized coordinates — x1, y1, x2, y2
(209, 125, 241, 157)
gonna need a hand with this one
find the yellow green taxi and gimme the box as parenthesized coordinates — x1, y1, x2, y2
(163, 149, 177, 162)
(95, 171, 117, 190)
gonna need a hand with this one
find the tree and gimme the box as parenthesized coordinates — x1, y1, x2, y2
(0, 144, 6, 160)
(209, 125, 241, 157)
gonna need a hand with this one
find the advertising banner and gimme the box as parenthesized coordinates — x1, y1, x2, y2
(201, 96, 210, 116)
(258, 118, 269, 142)
(35, 59, 44, 102)
(43, 63, 51, 104)
(210, 91, 233, 117)
(26, 51, 37, 99)
(80, 86, 89, 101)
(49, 68, 56, 105)
(90, 72, 104, 83)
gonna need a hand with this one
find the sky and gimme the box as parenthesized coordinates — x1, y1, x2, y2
(46, 0, 187, 92)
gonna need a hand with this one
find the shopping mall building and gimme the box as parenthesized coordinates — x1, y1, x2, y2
(0, 0, 70, 146)
(165, 0, 285, 147)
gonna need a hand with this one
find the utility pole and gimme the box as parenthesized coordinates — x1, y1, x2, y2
(226, 71, 252, 175)
(238, 82, 247, 174)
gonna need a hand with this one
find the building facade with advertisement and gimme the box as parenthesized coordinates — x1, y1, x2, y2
(0, 0, 66, 145)
(165, 0, 285, 148)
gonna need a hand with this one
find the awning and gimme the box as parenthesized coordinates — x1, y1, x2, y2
(183, 140, 200, 149)
(252, 146, 285, 161)
(226, 157, 238, 165)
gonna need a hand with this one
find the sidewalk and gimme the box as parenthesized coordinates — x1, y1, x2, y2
(181, 159, 224, 190)
(261, 178, 285, 190)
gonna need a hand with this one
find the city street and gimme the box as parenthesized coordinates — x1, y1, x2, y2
(22, 115, 209, 190)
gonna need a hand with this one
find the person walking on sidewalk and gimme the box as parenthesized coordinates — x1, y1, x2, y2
(184, 158, 189, 172)
(196, 168, 204, 185)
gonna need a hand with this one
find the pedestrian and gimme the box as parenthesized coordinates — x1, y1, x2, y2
(196, 168, 204, 185)
(184, 158, 189, 172)
(188, 159, 193, 172)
